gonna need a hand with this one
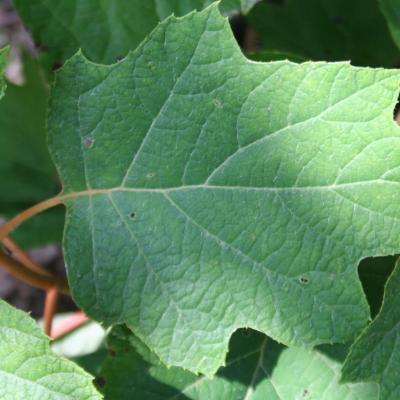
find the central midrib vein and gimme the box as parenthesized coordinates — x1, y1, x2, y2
(59, 178, 397, 200)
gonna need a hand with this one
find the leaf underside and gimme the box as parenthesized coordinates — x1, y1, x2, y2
(0, 299, 101, 400)
(48, 5, 400, 375)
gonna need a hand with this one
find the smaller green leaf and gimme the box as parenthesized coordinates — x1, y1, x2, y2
(0, 54, 63, 246)
(99, 327, 378, 400)
(0, 299, 102, 399)
(12, 0, 257, 68)
(342, 258, 400, 400)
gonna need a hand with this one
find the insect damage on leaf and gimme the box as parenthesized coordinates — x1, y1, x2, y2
(47, 4, 400, 375)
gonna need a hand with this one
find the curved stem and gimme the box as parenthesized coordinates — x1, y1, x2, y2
(3, 236, 53, 278)
(0, 251, 69, 294)
(0, 196, 63, 240)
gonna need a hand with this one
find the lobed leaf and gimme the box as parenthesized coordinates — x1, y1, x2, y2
(0, 299, 102, 399)
(48, 5, 400, 375)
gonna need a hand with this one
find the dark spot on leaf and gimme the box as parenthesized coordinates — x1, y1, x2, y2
(110, 350, 117, 357)
(299, 276, 309, 284)
(95, 376, 106, 388)
(213, 99, 223, 108)
(303, 389, 309, 397)
(115, 54, 124, 62)
(146, 172, 155, 178)
(83, 136, 94, 149)
(129, 212, 136, 220)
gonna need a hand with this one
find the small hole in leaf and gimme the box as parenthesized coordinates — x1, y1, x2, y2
(393, 96, 400, 124)
(299, 276, 309, 285)
(129, 212, 136, 220)
(83, 136, 94, 149)
(95, 376, 106, 388)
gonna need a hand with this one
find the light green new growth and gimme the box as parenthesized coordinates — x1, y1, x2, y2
(48, 5, 400, 375)
(0, 299, 102, 399)
(342, 259, 400, 400)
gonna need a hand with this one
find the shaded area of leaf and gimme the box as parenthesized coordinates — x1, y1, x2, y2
(358, 255, 397, 318)
(0, 54, 63, 246)
(342, 258, 400, 400)
(247, 0, 400, 67)
(99, 326, 378, 399)
(12, 0, 257, 68)
(379, 0, 400, 52)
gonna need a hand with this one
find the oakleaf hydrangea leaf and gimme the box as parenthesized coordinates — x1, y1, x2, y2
(342, 258, 400, 399)
(12, 0, 256, 67)
(99, 327, 378, 399)
(0, 299, 102, 399)
(48, 5, 400, 375)
(247, 0, 400, 67)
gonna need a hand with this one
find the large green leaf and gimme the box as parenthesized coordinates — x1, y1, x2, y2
(12, 0, 257, 67)
(247, 0, 400, 67)
(0, 55, 63, 246)
(99, 327, 378, 399)
(0, 299, 102, 399)
(342, 259, 400, 399)
(48, 5, 400, 375)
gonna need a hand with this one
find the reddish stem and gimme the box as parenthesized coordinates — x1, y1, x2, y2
(44, 287, 59, 336)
